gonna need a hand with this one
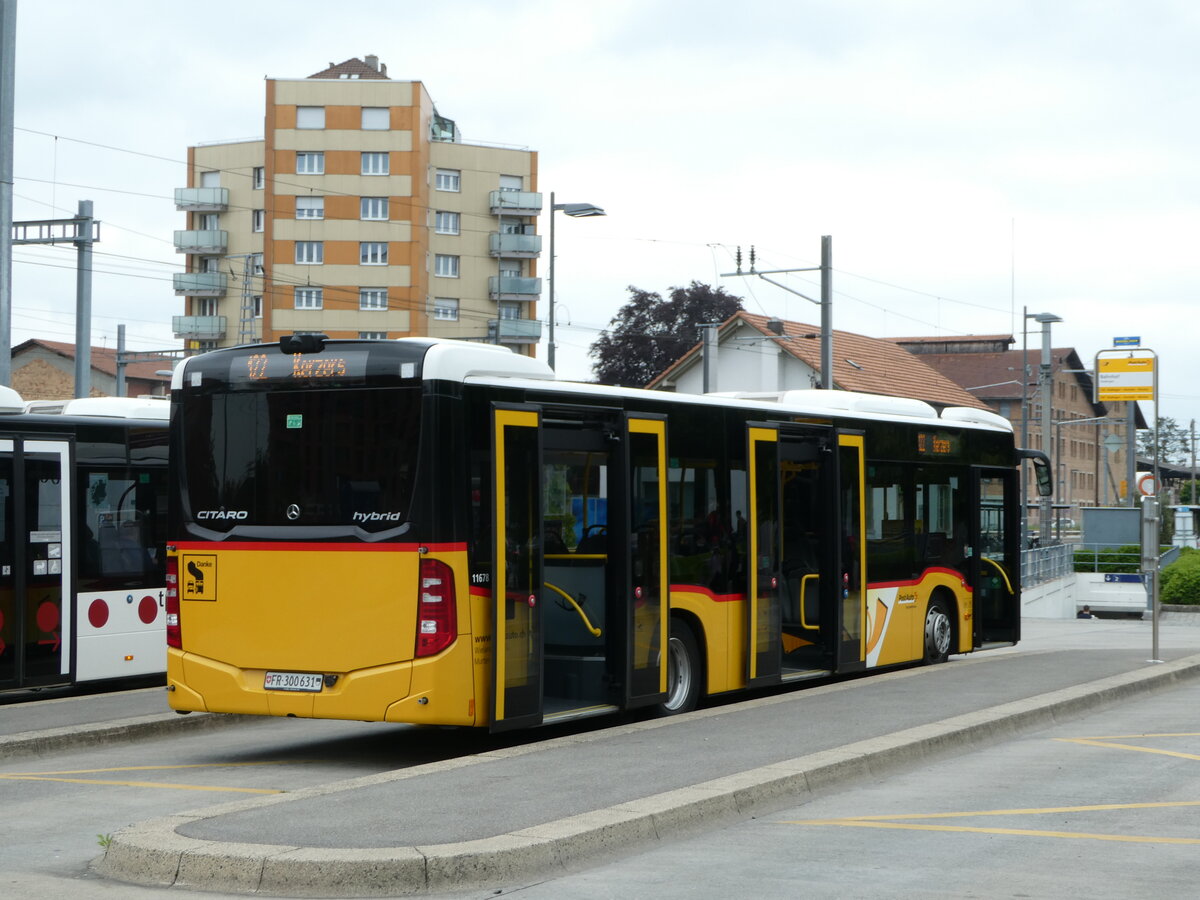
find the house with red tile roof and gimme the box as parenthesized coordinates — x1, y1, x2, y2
(646, 311, 990, 411)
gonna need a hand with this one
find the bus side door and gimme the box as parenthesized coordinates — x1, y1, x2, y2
(623, 414, 669, 708)
(971, 467, 1020, 647)
(746, 425, 782, 687)
(0, 437, 73, 690)
(490, 405, 544, 732)
(835, 432, 867, 672)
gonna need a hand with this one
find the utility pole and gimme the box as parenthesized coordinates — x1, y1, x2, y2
(0, 0, 16, 385)
(12, 200, 101, 396)
(721, 236, 833, 389)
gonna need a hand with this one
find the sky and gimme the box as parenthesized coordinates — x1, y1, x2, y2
(8, 0, 1200, 435)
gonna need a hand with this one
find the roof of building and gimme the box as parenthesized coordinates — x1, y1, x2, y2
(13, 339, 175, 384)
(649, 311, 991, 410)
(891, 337, 1149, 428)
(308, 57, 390, 80)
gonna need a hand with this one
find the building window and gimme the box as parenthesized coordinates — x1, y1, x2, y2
(200, 256, 220, 273)
(435, 168, 460, 192)
(252, 167, 264, 189)
(252, 209, 265, 232)
(433, 298, 459, 321)
(499, 301, 521, 320)
(499, 174, 523, 192)
(359, 331, 387, 340)
(250, 253, 263, 276)
(296, 152, 324, 175)
(360, 197, 388, 220)
(360, 242, 388, 265)
(296, 106, 325, 129)
(360, 288, 387, 310)
(196, 297, 218, 317)
(361, 107, 389, 130)
(294, 287, 323, 310)
(296, 196, 324, 219)
(499, 259, 522, 279)
(295, 241, 323, 264)
(435, 211, 460, 235)
(434, 254, 459, 277)
(361, 152, 389, 176)
(200, 171, 220, 188)
(199, 213, 219, 230)
(252, 295, 263, 318)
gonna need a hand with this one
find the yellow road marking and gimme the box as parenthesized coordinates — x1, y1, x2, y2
(2, 761, 312, 776)
(0, 760, 310, 793)
(785, 819, 1200, 845)
(1056, 738, 1200, 761)
(786, 799, 1200, 822)
(0, 774, 281, 793)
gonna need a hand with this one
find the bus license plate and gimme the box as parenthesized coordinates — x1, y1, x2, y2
(264, 671, 323, 692)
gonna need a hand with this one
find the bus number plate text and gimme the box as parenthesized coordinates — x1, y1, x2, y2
(264, 671, 323, 692)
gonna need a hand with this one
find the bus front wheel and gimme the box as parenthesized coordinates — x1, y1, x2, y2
(924, 602, 952, 664)
(656, 619, 701, 715)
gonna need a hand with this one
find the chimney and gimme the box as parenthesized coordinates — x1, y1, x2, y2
(365, 54, 379, 71)
(380, 62, 387, 77)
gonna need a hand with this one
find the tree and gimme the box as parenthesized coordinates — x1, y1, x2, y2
(1137, 416, 1192, 466)
(590, 282, 744, 387)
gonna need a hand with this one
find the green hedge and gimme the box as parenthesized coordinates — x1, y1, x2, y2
(1161, 548, 1200, 606)
(1073, 545, 1142, 574)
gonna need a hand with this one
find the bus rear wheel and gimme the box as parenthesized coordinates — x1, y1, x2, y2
(656, 619, 701, 715)
(924, 601, 952, 664)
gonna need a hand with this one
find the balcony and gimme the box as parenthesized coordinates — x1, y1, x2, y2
(489, 190, 543, 216)
(489, 276, 542, 300)
(174, 187, 229, 211)
(173, 271, 227, 297)
(489, 232, 542, 258)
(172, 315, 227, 340)
(489, 317, 542, 344)
(174, 229, 228, 254)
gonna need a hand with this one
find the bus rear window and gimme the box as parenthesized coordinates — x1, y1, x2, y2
(180, 387, 421, 532)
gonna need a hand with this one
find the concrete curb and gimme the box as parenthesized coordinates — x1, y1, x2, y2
(93, 653, 1200, 897)
(0, 711, 246, 762)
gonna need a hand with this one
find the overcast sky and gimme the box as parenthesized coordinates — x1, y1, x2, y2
(9, 0, 1200, 433)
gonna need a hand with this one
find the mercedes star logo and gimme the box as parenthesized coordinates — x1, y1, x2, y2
(286, 504, 301, 520)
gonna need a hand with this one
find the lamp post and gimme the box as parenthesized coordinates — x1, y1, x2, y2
(1021, 310, 1061, 544)
(547, 192, 605, 371)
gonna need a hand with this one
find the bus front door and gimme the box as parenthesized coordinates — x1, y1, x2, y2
(972, 467, 1020, 647)
(0, 438, 72, 690)
(490, 406, 545, 732)
(835, 433, 867, 673)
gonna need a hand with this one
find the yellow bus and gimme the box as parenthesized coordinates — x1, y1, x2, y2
(165, 336, 1049, 731)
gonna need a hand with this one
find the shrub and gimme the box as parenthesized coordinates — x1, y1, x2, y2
(1161, 548, 1200, 605)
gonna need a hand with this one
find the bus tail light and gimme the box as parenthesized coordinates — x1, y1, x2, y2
(165, 556, 181, 649)
(416, 559, 456, 658)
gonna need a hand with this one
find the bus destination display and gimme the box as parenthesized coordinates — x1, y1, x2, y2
(241, 350, 368, 384)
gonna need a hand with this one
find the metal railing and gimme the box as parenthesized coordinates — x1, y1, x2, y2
(1021, 543, 1075, 587)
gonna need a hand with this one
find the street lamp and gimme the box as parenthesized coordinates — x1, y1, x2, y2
(547, 192, 605, 371)
(1022, 311, 1062, 545)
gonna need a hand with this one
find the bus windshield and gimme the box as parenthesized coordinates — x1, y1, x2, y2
(180, 386, 421, 532)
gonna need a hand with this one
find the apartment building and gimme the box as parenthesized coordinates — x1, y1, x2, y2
(173, 56, 541, 352)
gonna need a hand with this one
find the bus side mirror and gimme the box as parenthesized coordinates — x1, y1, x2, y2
(1019, 449, 1053, 498)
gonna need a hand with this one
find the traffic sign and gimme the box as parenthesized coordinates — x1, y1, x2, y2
(1113, 336, 1140, 347)
(1095, 351, 1156, 402)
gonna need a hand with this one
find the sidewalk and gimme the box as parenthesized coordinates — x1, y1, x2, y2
(91, 615, 1200, 897)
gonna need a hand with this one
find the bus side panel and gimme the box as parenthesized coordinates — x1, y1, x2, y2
(669, 588, 742, 696)
(74, 586, 167, 681)
(865, 569, 973, 668)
